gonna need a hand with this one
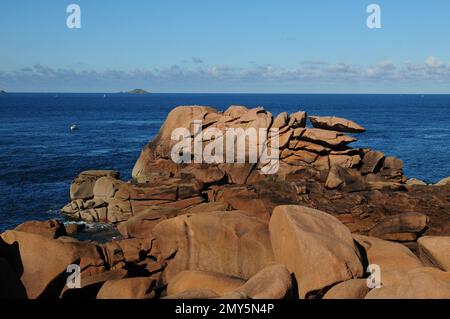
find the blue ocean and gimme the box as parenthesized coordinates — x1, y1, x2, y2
(1, 93, 449, 231)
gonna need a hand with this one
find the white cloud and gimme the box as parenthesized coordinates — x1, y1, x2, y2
(425, 56, 441, 68)
(1, 57, 450, 92)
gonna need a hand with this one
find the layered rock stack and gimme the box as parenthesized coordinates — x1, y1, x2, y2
(131, 105, 406, 188)
(1, 104, 450, 299)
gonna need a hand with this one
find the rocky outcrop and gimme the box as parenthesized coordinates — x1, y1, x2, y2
(3, 104, 450, 300)
(62, 173, 204, 225)
(62, 105, 413, 225)
(70, 170, 119, 200)
(131, 105, 404, 187)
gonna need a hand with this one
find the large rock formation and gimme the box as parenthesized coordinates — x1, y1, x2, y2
(61, 105, 422, 230)
(130, 105, 403, 185)
(2, 104, 450, 300)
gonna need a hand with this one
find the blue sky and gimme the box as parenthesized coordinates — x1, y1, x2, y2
(1, 0, 450, 93)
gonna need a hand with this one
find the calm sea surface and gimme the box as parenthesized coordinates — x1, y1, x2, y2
(1, 93, 449, 231)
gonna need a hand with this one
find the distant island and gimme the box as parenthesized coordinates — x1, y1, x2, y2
(122, 89, 151, 95)
(0, 90, 6, 94)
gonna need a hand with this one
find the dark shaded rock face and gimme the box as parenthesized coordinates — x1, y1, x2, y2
(2, 105, 450, 299)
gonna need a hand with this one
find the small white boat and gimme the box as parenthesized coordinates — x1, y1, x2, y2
(70, 124, 79, 132)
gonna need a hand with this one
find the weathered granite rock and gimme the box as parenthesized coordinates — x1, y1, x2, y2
(365, 267, 450, 299)
(325, 165, 405, 192)
(360, 150, 385, 174)
(436, 176, 450, 186)
(309, 116, 366, 133)
(288, 111, 307, 128)
(96, 277, 157, 299)
(61, 269, 128, 299)
(0, 230, 80, 298)
(62, 175, 204, 224)
(70, 170, 119, 200)
(132, 105, 273, 183)
(206, 185, 271, 221)
(323, 279, 371, 299)
(117, 206, 180, 239)
(92, 176, 124, 200)
(368, 212, 429, 242)
(379, 157, 405, 183)
(417, 236, 450, 271)
(153, 211, 275, 283)
(269, 205, 363, 298)
(15, 219, 66, 239)
(167, 270, 245, 296)
(300, 128, 357, 148)
(272, 112, 289, 129)
(233, 264, 293, 299)
(353, 234, 423, 273)
(185, 201, 230, 214)
(406, 178, 427, 186)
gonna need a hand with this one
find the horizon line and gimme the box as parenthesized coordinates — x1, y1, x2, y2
(2, 91, 450, 95)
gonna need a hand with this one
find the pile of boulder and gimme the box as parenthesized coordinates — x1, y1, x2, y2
(1, 104, 450, 299)
(1, 206, 449, 299)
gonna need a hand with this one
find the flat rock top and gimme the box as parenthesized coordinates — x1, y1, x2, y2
(310, 115, 366, 133)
